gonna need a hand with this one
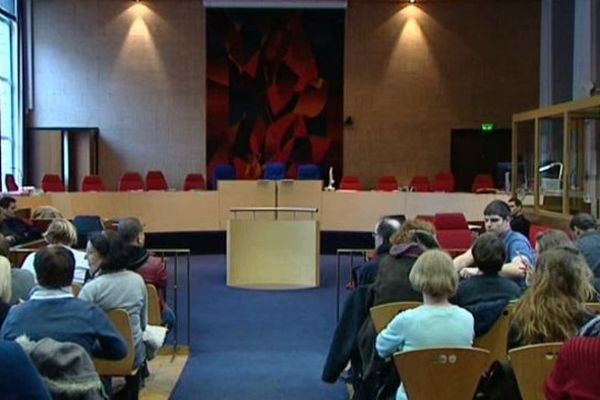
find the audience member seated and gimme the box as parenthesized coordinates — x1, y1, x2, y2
(453, 233, 522, 308)
(21, 218, 89, 285)
(369, 220, 439, 306)
(509, 246, 596, 349)
(0, 256, 11, 327)
(31, 205, 63, 220)
(322, 220, 440, 399)
(570, 213, 600, 295)
(352, 217, 401, 286)
(118, 217, 175, 328)
(0, 235, 34, 305)
(0, 340, 52, 399)
(79, 230, 147, 398)
(376, 250, 474, 400)
(535, 229, 573, 253)
(525, 230, 574, 290)
(0, 196, 42, 245)
(508, 197, 530, 239)
(454, 200, 534, 286)
(545, 316, 600, 399)
(0, 246, 127, 360)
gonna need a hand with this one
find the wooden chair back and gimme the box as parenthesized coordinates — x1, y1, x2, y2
(370, 301, 422, 333)
(71, 283, 81, 298)
(473, 304, 513, 363)
(508, 342, 562, 400)
(585, 302, 600, 314)
(394, 347, 490, 400)
(93, 309, 137, 376)
(146, 284, 162, 325)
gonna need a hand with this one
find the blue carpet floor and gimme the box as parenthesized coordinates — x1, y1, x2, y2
(170, 255, 350, 399)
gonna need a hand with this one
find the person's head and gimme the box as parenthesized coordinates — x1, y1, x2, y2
(0, 196, 17, 218)
(390, 218, 438, 249)
(0, 234, 10, 258)
(34, 245, 75, 289)
(535, 230, 573, 254)
(483, 200, 512, 236)
(472, 233, 505, 275)
(569, 213, 597, 237)
(86, 230, 128, 274)
(43, 218, 78, 246)
(373, 218, 401, 248)
(117, 217, 145, 246)
(0, 256, 11, 303)
(508, 197, 523, 216)
(32, 206, 63, 220)
(512, 246, 596, 345)
(409, 249, 459, 298)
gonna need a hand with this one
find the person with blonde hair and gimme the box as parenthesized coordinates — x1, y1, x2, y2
(0, 256, 12, 326)
(509, 246, 596, 349)
(31, 206, 63, 220)
(20, 218, 89, 285)
(322, 219, 439, 397)
(0, 234, 35, 304)
(376, 249, 474, 400)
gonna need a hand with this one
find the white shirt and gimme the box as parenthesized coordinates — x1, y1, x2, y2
(21, 245, 90, 285)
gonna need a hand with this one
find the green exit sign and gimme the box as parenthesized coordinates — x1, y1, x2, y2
(481, 123, 495, 132)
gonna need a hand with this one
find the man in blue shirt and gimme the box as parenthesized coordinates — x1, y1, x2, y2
(454, 200, 534, 283)
(570, 213, 600, 294)
(1, 245, 126, 360)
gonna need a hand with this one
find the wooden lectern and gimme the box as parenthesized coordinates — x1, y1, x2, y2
(227, 207, 320, 290)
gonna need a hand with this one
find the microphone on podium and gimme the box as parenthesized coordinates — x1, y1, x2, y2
(325, 167, 335, 191)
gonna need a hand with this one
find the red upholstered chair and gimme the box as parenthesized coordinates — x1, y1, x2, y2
(529, 225, 549, 248)
(81, 175, 106, 192)
(339, 175, 363, 191)
(41, 174, 66, 192)
(5, 174, 18, 192)
(145, 171, 168, 191)
(409, 176, 430, 192)
(433, 213, 469, 230)
(436, 230, 474, 256)
(471, 174, 496, 193)
(434, 213, 472, 256)
(432, 171, 455, 192)
(118, 172, 144, 192)
(376, 175, 399, 191)
(183, 173, 205, 191)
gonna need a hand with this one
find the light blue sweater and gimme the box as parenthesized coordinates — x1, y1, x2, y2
(376, 304, 474, 400)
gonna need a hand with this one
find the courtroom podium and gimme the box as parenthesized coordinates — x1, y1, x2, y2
(227, 207, 320, 290)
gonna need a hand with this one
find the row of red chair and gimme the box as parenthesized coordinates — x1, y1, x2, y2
(412, 212, 473, 256)
(339, 173, 497, 192)
(14, 172, 207, 193)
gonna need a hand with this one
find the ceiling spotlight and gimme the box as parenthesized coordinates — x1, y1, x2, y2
(409, 0, 416, 3)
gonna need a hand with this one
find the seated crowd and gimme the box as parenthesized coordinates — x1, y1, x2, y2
(323, 200, 600, 400)
(2, 193, 600, 399)
(0, 197, 172, 400)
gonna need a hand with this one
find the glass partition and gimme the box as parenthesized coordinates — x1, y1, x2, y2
(569, 111, 600, 215)
(513, 95, 600, 218)
(538, 117, 564, 213)
(515, 120, 535, 206)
